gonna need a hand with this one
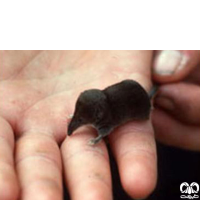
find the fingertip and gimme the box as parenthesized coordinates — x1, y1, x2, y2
(110, 121, 157, 199)
(152, 50, 200, 83)
(121, 156, 157, 199)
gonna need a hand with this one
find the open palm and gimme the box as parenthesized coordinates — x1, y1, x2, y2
(0, 50, 157, 200)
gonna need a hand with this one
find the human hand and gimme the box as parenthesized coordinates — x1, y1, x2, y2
(0, 50, 157, 200)
(152, 50, 200, 150)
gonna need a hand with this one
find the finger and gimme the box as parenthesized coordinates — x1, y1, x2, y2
(16, 132, 63, 200)
(107, 51, 157, 199)
(152, 108, 200, 151)
(152, 50, 200, 82)
(61, 126, 112, 200)
(0, 117, 19, 200)
(109, 121, 157, 199)
(154, 83, 200, 125)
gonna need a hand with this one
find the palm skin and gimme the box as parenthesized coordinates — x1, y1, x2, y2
(0, 50, 157, 200)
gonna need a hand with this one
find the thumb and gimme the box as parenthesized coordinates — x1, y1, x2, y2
(152, 50, 200, 83)
(154, 82, 200, 125)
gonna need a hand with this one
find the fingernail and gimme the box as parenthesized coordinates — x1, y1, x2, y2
(154, 96, 175, 111)
(153, 50, 189, 75)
